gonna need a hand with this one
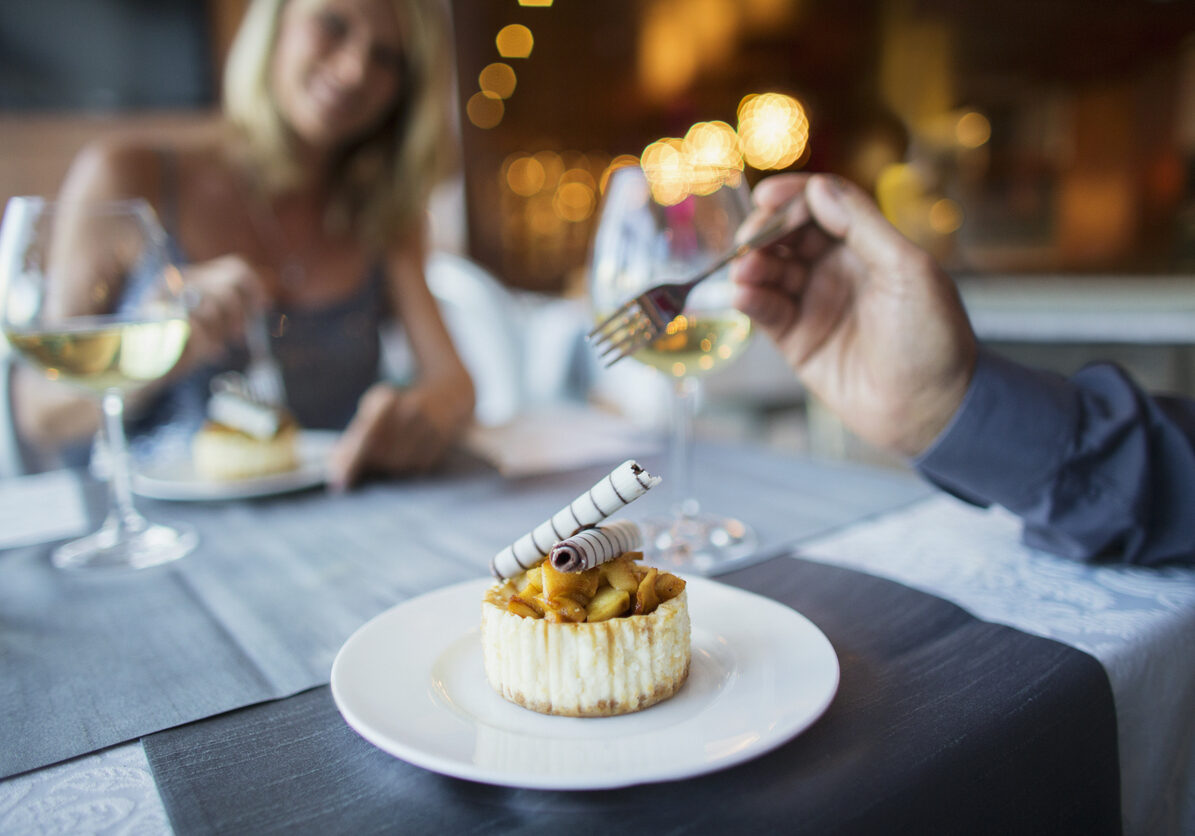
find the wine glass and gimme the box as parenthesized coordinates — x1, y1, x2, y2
(0, 196, 197, 570)
(588, 165, 757, 574)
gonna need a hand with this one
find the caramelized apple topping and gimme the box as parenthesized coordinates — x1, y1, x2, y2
(490, 553, 684, 622)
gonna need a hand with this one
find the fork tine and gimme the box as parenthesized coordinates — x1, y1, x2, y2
(595, 307, 651, 352)
(587, 296, 641, 340)
(598, 316, 660, 367)
(601, 329, 658, 367)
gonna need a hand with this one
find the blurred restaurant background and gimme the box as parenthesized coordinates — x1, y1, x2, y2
(3, 0, 1195, 463)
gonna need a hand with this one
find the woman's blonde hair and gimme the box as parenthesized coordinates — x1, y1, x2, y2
(222, 0, 456, 248)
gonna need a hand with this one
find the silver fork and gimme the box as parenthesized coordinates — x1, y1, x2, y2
(241, 312, 286, 406)
(588, 193, 811, 367)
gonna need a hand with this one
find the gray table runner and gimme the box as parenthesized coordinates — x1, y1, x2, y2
(144, 556, 1121, 835)
(0, 443, 932, 778)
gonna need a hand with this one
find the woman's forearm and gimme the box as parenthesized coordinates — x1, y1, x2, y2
(10, 365, 101, 450)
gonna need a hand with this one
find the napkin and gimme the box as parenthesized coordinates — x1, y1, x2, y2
(464, 403, 659, 477)
(0, 469, 89, 550)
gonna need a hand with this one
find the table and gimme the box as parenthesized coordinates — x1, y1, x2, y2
(1, 439, 1189, 835)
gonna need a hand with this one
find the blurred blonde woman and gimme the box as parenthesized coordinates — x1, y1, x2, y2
(12, 0, 475, 487)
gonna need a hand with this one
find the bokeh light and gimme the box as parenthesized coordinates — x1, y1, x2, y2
(533, 150, 564, 192)
(479, 63, 517, 99)
(466, 91, 504, 129)
(737, 92, 810, 170)
(496, 24, 534, 58)
(875, 162, 927, 238)
(553, 179, 596, 222)
(928, 198, 964, 234)
(955, 111, 991, 148)
(640, 138, 690, 205)
(504, 154, 546, 196)
(682, 121, 744, 195)
(640, 125, 743, 205)
(600, 155, 641, 193)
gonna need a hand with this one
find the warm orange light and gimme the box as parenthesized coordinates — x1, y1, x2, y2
(559, 167, 597, 191)
(479, 63, 517, 99)
(640, 121, 744, 204)
(638, 0, 740, 102)
(682, 120, 743, 194)
(955, 111, 991, 148)
(527, 194, 559, 235)
(518, 0, 553, 5)
(928, 198, 963, 234)
(640, 138, 690, 205)
(737, 92, 809, 170)
(505, 154, 546, 196)
(553, 180, 595, 222)
(600, 155, 641, 193)
(496, 24, 534, 58)
(638, 4, 698, 101)
(533, 150, 564, 191)
(875, 162, 926, 238)
(466, 91, 504, 129)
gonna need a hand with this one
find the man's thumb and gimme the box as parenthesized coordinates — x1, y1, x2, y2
(806, 174, 911, 273)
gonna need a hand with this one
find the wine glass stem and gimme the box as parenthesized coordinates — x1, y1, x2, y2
(669, 375, 700, 521)
(101, 389, 147, 535)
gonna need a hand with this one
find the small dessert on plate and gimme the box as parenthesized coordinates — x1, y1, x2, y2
(481, 462, 690, 717)
(192, 387, 299, 481)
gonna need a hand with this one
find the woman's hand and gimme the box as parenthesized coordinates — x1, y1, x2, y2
(327, 380, 472, 489)
(731, 173, 978, 457)
(178, 255, 268, 369)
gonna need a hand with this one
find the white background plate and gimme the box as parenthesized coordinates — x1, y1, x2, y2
(330, 576, 840, 789)
(133, 430, 337, 501)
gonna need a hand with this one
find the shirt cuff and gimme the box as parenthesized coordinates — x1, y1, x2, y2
(913, 349, 1077, 512)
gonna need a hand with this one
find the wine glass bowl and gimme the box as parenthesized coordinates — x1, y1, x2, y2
(588, 165, 757, 574)
(0, 196, 197, 570)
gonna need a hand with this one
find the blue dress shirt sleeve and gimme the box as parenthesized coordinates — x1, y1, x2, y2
(914, 349, 1195, 565)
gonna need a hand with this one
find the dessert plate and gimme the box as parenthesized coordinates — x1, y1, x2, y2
(133, 430, 337, 501)
(331, 576, 839, 790)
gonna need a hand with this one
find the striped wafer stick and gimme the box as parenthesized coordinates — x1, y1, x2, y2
(549, 520, 642, 573)
(490, 460, 661, 580)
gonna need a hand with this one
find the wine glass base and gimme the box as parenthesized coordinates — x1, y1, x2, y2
(52, 521, 197, 572)
(642, 513, 758, 576)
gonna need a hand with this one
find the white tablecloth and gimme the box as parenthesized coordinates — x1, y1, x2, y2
(0, 743, 166, 834)
(799, 494, 1195, 836)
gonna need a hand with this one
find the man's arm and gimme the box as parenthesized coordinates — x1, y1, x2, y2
(915, 349, 1195, 565)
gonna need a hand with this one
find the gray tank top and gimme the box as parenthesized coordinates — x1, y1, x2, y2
(127, 152, 388, 462)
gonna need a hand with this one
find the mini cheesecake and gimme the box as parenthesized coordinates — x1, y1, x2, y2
(481, 558, 691, 717)
(192, 418, 299, 481)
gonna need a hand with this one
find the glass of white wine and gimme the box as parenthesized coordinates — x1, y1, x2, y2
(589, 165, 756, 574)
(0, 196, 196, 570)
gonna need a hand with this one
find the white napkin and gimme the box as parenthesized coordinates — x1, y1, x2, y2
(0, 469, 89, 550)
(464, 403, 659, 477)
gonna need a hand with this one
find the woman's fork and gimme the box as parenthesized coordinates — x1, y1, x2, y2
(587, 193, 810, 367)
(242, 312, 286, 406)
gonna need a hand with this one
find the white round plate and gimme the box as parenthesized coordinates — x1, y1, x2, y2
(133, 430, 337, 501)
(330, 576, 839, 789)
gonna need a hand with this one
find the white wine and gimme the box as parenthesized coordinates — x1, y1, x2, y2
(632, 312, 752, 378)
(5, 316, 190, 393)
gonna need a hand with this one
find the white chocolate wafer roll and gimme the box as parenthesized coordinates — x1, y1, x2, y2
(490, 460, 661, 579)
(549, 520, 642, 573)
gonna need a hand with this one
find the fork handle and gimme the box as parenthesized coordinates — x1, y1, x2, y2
(245, 312, 273, 360)
(684, 193, 811, 290)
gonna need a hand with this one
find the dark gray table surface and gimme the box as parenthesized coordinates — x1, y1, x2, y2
(144, 555, 1121, 835)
